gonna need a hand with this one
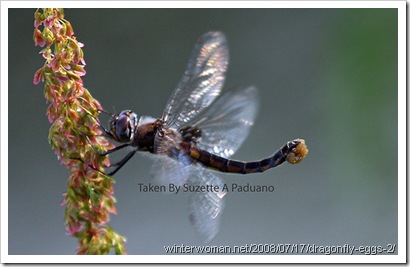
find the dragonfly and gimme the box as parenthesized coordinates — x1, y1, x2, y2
(87, 32, 308, 243)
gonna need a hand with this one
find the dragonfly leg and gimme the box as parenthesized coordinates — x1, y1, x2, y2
(86, 110, 119, 141)
(69, 134, 133, 176)
(105, 150, 137, 176)
(69, 156, 108, 176)
(70, 149, 137, 176)
(85, 135, 130, 156)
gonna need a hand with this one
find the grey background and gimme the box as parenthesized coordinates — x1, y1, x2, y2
(9, 8, 397, 255)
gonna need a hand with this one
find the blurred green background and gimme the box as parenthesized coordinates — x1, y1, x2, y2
(8, 8, 397, 254)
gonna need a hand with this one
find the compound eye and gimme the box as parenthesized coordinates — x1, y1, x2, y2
(115, 114, 131, 141)
(108, 112, 131, 142)
(108, 110, 137, 142)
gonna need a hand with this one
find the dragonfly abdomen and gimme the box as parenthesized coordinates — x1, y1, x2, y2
(181, 139, 308, 174)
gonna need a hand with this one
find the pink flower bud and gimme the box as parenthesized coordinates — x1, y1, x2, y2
(33, 29, 46, 47)
(33, 68, 44, 85)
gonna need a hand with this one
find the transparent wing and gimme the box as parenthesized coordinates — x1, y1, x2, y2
(187, 167, 227, 243)
(149, 151, 227, 243)
(162, 32, 229, 129)
(187, 86, 259, 158)
(150, 155, 192, 187)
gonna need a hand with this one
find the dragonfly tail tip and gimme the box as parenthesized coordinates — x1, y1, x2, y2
(286, 139, 308, 164)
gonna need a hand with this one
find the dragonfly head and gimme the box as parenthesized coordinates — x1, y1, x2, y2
(109, 110, 138, 143)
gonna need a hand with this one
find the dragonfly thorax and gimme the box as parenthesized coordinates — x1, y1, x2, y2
(109, 110, 138, 143)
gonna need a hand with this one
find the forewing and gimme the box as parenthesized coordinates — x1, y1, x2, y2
(189, 86, 259, 158)
(162, 32, 229, 129)
(187, 168, 227, 243)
